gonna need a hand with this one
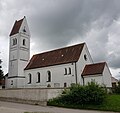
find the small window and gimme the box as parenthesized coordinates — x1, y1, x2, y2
(64, 68, 67, 75)
(84, 54, 87, 61)
(68, 67, 71, 75)
(23, 39, 26, 46)
(47, 71, 51, 82)
(13, 38, 17, 45)
(23, 26, 26, 32)
(54, 83, 60, 88)
(37, 72, 40, 83)
(11, 80, 13, 85)
(91, 79, 95, 82)
(64, 83, 67, 87)
(28, 73, 32, 84)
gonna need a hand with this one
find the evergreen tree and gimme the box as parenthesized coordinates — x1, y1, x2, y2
(0, 59, 4, 80)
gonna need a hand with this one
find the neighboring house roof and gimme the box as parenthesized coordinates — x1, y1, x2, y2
(82, 62, 106, 76)
(9, 18, 24, 36)
(111, 77, 119, 83)
(25, 43, 85, 70)
(0, 79, 5, 86)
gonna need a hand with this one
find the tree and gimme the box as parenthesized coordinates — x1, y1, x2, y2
(0, 59, 4, 80)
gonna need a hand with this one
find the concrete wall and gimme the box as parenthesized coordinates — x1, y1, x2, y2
(0, 88, 63, 106)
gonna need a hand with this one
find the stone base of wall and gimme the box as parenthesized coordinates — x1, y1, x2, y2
(0, 97, 47, 106)
(0, 88, 63, 106)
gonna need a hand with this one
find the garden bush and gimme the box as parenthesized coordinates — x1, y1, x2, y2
(48, 81, 107, 106)
(114, 81, 120, 94)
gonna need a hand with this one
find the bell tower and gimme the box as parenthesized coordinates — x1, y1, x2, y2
(7, 16, 30, 88)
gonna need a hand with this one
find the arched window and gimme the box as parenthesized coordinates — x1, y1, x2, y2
(13, 38, 17, 45)
(28, 73, 32, 84)
(47, 71, 51, 82)
(37, 72, 40, 83)
(23, 39, 26, 46)
(14, 38, 17, 45)
(64, 83, 67, 87)
(68, 67, 71, 75)
(64, 68, 67, 75)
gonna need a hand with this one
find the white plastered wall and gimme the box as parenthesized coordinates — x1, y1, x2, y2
(76, 43, 93, 85)
(24, 63, 76, 88)
(102, 64, 112, 87)
(83, 74, 103, 86)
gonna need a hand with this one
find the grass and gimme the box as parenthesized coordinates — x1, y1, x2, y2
(48, 94, 120, 112)
(99, 94, 120, 112)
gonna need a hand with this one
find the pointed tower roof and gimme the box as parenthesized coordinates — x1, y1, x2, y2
(9, 17, 24, 36)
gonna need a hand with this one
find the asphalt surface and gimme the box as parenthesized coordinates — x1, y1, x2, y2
(0, 101, 117, 113)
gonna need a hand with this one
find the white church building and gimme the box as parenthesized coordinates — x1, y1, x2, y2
(6, 17, 112, 88)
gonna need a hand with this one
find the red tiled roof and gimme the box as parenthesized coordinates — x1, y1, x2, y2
(82, 62, 106, 76)
(25, 43, 85, 70)
(9, 18, 24, 36)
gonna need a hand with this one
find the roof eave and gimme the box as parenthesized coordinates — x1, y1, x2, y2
(24, 61, 77, 70)
(82, 73, 103, 77)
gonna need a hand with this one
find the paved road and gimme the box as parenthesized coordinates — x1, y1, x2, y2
(0, 101, 117, 113)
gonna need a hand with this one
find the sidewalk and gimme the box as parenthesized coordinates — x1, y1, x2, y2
(0, 101, 117, 113)
(0, 106, 25, 113)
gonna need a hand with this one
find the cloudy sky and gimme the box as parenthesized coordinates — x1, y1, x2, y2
(0, 0, 120, 79)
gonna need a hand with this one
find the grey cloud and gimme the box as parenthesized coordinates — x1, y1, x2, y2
(108, 53, 120, 68)
(1, 0, 120, 74)
(26, 0, 120, 69)
(29, 0, 120, 48)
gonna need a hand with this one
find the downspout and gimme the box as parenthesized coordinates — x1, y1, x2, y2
(75, 62, 78, 84)
(82, 76, 84, 86)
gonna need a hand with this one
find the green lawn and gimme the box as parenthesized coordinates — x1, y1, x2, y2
(48, 94, 120, 112)
(99, 94, 120, 112)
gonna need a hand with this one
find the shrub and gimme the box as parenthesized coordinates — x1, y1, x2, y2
(84, 81, 107, 104)
(48, 81, 107, 106)
(114, 81, 120, 94)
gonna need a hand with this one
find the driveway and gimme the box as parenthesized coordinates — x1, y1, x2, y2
(0, 101, 117, 113)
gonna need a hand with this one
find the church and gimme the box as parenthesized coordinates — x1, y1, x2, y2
(5, 17, 112, 88)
